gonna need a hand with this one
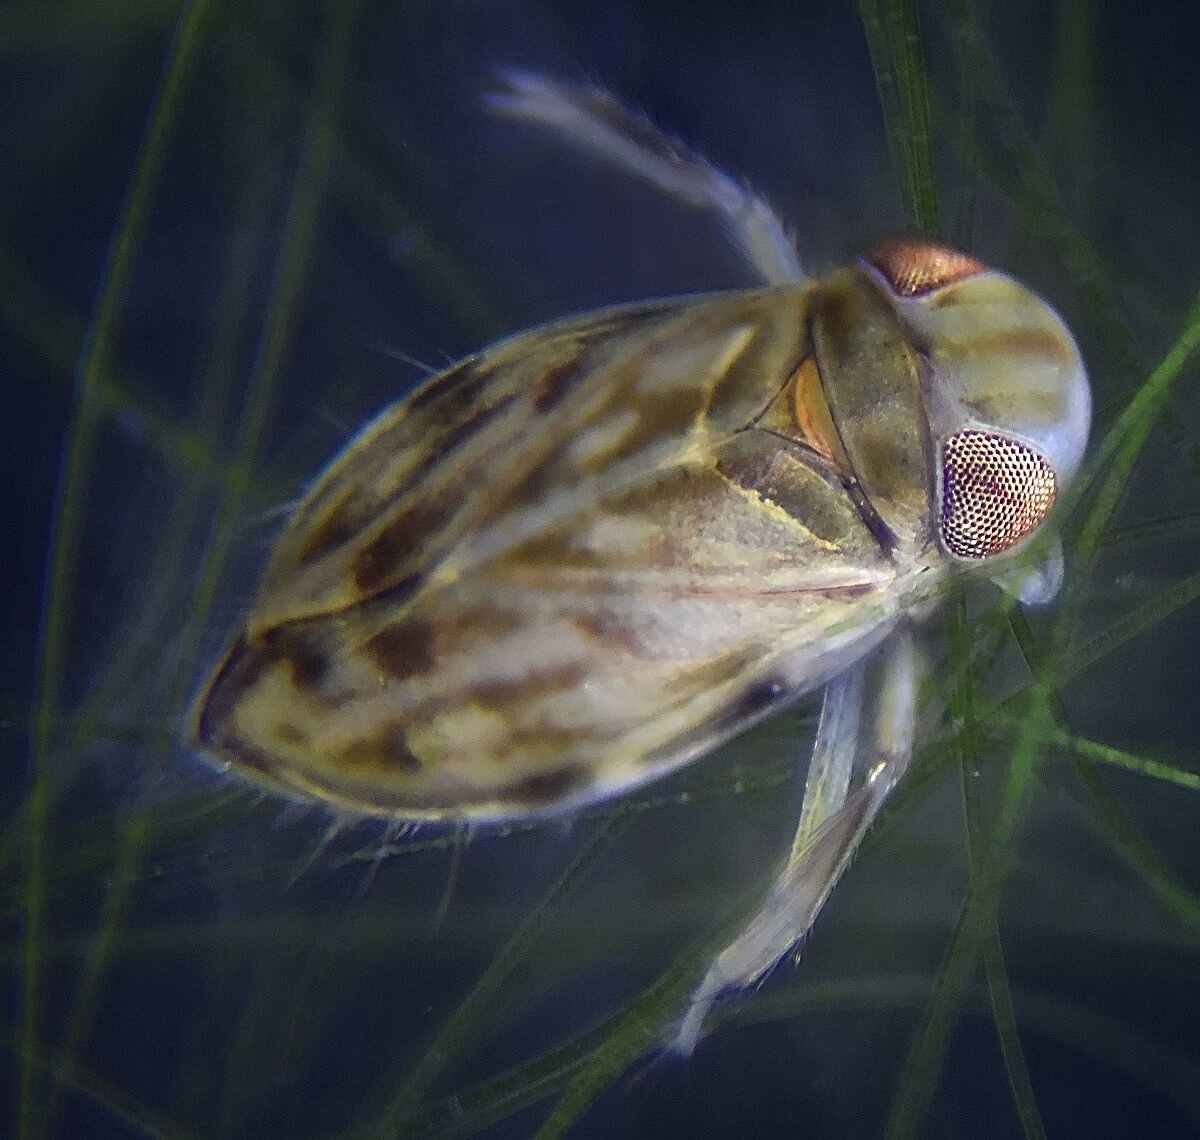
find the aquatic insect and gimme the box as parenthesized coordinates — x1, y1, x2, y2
(190, 73, 1090, 1050)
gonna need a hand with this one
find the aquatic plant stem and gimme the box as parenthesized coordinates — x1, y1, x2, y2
(18, 2, 212, 1135)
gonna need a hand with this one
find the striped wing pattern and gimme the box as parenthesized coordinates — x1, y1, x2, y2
(194, 290, 905, 818)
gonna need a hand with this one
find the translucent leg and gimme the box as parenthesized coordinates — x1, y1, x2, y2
(486, 70, 804, 286)
(672, 628, 921, 1055)
(992, 535, 1064, 607)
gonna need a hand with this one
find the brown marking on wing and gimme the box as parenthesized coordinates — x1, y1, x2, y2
(193, 627, 333, 750)
(338, 724, 423, 774)
(406, 391, 522, 490)
(507, 382, 705, 511)
(353, 497, 455, 594)
(568, 609, 645, 656)
(296, 489, 368, 567)
(636, 672, 792, 771)
(405, 357, 477, 413)
(363, 572, 425, 611)
(504, 522, 670, 573)
(469, 662, 587, 713)
(661, 647, 761, 699)
(216, 735, 283, 778)
(192, 634, 259, 748)
(433, 606, 525, 652)
(283, 634, 332, 692)
(300, 396, 516, 580)
(439, 389, 520, 450)
(276, 722, 308, 746)
(534, 355, 583, 413)
(505, 764, 592, 807)
(623, 388, 706, 456)
(363, 618, 436, 680)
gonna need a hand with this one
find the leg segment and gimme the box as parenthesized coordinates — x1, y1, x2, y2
(486, 70, 804, 286)
(672, 627, 922, 1055)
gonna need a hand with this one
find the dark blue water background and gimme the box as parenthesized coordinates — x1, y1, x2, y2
(5, 1, 1200, 1137)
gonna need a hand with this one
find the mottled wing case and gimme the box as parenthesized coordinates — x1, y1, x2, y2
(194, 289, 904, 818)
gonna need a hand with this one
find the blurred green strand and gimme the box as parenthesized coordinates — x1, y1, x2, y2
(1044, 0, 1098, 219)
(1103, 508, 1200, 548)
(736, 977, 1200, 1123)
(886, 271, 1200, 1133)
(1065, 569, 1200, 684)
(0, 242, 257, 494)
(38, 2, 368, 1126)
(0, 0, 178, 51)
(1009, 605, 1200, 940)
(378, 810, 631, 1126)
(857, 0, 940, 235)
(1069, 760, 1200, 936)
(222, 6, 506, 340)
(18, 1, 213, 1135)
(0, 1021, 194, 1140)
(1055, 732, 1200, 795)
(1065, 284, 1200, 593)
(949, 600, 1047, 1140)
(885, 687, 1053, 1140)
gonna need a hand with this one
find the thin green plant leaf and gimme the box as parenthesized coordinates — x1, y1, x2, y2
(221, 11, 505, 340)
(857, 0, 939, 234)
(44, 6, 363, 1133)
(1007, 611, 1200, 936)
(980, 932, 1046, 1140)
(363, 994, 656, 1140)
(1102, 509, 1200, 548)
(1065, 286, 1200, 594)
(949, 600, 1047, 1140)
(885, 686, 1053, 1140)
(941, 0, 1141, 382)
(0, 0, 179, 51)
(1051, 731, 1200, 795)
(736, 976, 1200, 1124)
(1068, 761, 1200, 935)
(1044, 0, 1098, 218)
(0, 240, 252, 493)
(379, 809, 631, 1123)
(529, 952, 710, 1140)
(18, 2, 213, 1134)
(1065, 571, 1200, 684)
(0, 1021, 196, 1140)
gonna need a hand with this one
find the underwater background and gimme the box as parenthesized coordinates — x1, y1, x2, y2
(5, 0, 1200, 1136)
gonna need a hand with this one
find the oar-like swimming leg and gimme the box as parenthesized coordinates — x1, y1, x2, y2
(486, 70, 803, 286)
(672, 627, 922, 1055)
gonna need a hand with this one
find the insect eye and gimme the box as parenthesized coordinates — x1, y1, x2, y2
(940, 430, 1057, 559)
(865, 239, 987, 298)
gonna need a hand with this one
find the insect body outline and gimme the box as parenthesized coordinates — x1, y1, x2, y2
(190, 71, 1090, 1050)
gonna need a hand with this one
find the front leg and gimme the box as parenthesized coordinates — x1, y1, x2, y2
(672, 626, 922, 1055)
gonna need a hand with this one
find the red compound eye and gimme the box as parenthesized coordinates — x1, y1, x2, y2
(866, 239, 987, 298)
(940, 430, 1057, 559)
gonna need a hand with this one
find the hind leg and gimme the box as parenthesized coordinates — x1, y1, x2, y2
(487, 70, 804, 286)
